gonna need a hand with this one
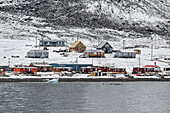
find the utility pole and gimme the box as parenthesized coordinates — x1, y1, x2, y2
(98, 37, 99, 45)
(151, 37, 153, 61)
(139, 57, 141, 67)
(39, 39, 40, 50)
(77, 32, 79, 41)
(35, 35, 37, 48)
(66, 37, 67, 55)
(123, 40, 125, 50)
(76, 57, 78, 73)
(8, 58, 10, 72)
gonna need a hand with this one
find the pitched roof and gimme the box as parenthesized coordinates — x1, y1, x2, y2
(97, 41, 112, 48)
(70, 41, 83, 48)
(144, 65, 160, 68)
(85, 49, 104, 52)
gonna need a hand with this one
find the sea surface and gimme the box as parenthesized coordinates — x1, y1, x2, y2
(0, 82, 170, 113)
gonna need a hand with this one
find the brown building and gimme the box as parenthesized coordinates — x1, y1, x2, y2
(134, 49, 141, 54)
(69, 41, 86, 52)
(29, 62, 53, 72)
(80, 50, 105, 58)
(53, 67, 73, 72)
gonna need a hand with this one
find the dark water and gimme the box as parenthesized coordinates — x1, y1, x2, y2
(0, 82, 170, 113)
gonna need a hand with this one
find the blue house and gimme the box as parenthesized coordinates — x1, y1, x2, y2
(49, 63, 93, 72)
(40, 38, 65, 47)
(0, 66, 9, 71)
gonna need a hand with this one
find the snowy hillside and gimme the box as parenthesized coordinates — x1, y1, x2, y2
(0, 0, 169, 70)
(0, 0, 170, 42)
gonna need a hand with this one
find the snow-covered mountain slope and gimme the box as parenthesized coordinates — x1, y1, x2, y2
(0, 0, 169, 47)
(0, 0, 169, 69)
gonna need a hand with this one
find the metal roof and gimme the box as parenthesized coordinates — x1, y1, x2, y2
(70, 41, 83, 48)
(15, 67, 37, 69)
(144, 65, 160, 68)
(28, 50, 48, 52)
(117, 50, 136, 53)
(85, 49, 104, 52)
(43, 39, 65, 42)
(97, 41, 112, 48)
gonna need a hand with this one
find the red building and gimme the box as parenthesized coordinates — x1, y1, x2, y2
(133, 65, 161, 74)
(0, 68, 5, 76)
(107, 67, 126, 74)
(14, 67, 38, 75)
(29, 63, 53, 72)
(93, 66, 107, 72)
(80, 67, 100, 73)
(53, 67, 73, 72)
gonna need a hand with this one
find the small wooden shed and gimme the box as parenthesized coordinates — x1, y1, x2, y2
(134, 49, 141, 54)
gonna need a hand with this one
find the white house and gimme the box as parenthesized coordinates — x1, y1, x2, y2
(26, 50, 49, 58)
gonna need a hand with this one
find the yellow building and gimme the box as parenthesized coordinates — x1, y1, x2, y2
(69, 41, 86, 52)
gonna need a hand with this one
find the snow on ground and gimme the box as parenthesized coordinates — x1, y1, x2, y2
(0, 38, 169, 74)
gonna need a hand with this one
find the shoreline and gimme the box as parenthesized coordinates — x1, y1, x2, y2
(1, 78, 170, 82)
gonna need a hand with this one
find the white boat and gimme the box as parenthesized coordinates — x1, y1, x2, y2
(48, 78, 59, 83)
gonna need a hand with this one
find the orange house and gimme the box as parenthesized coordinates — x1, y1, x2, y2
(82, 50, 105, 58)
(14, 67, 38, 74)
(69, 41, 86, 52)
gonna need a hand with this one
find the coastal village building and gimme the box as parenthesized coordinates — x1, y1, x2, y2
(134, 49, 141, 54)
(80, 67, 100, 74)
(69, 41, 86, 52)
(50, 63, 93, 72)
(14, 67, 38, 75)
(107, 67, 126, 74)
(133, 65, 161, 74)
(163, 67, 170, 75)
(80, 50, 105, 58)
(114, 50, 136, 58)
(97, 41, 113, 54)
(29, 62, 53, 72)
(53, 67, 73, 73)
(40, 38, 65, 47)
(0, 68, 5, 76)
(0, 66, 9, 71)
(26, 50, 49, 58)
